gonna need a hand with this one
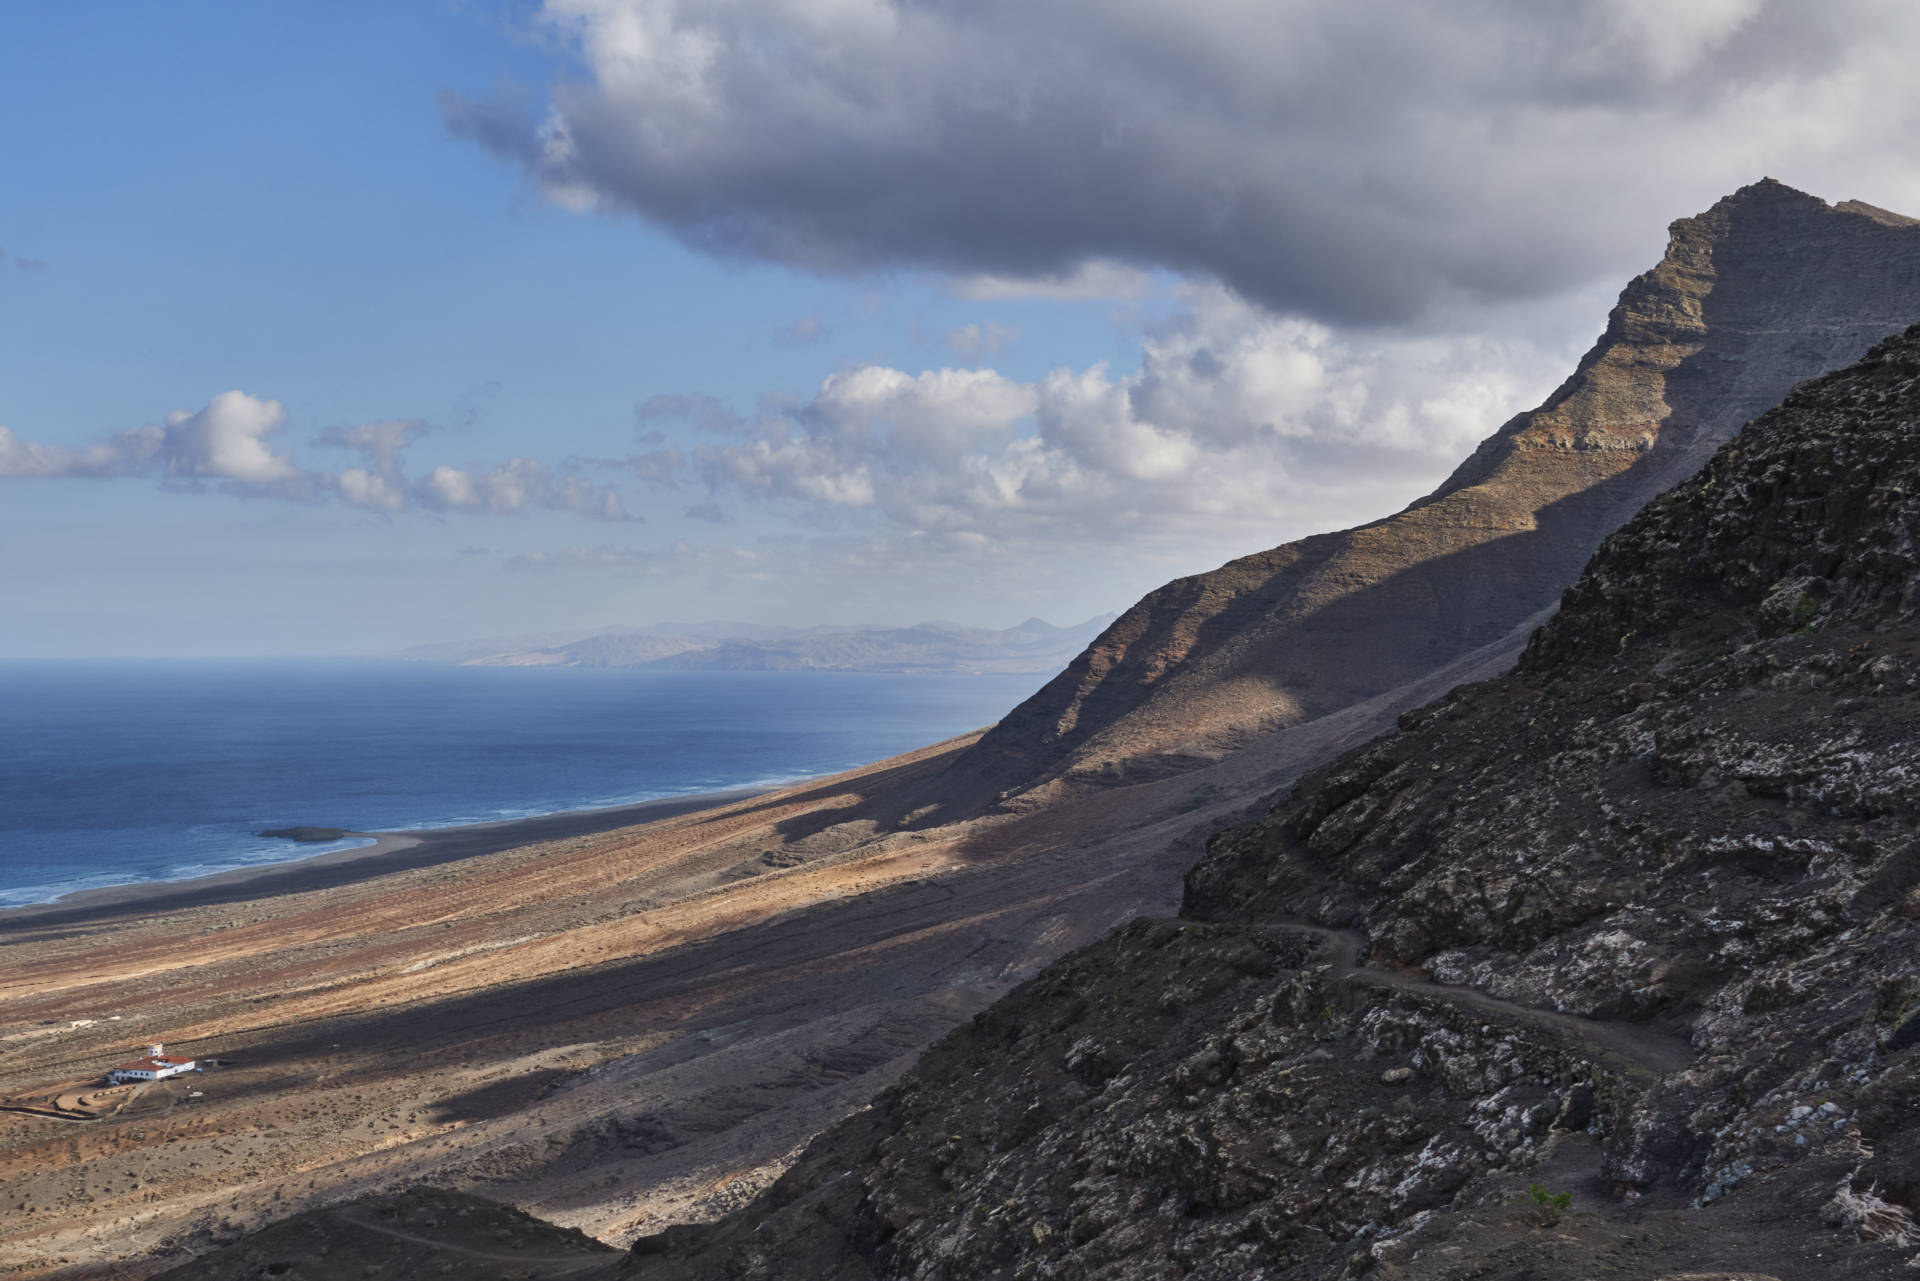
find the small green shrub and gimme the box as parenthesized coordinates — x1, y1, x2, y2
(1521, 1182, 1573, 1224)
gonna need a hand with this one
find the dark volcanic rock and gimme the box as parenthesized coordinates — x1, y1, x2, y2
(618, 327, 1920, 1278)
(939, 180, 1920, 810)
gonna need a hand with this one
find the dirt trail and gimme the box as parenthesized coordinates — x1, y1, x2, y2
(1277, 920, 1695, 1077)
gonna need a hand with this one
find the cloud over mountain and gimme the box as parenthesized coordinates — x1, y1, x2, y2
(681, 284, 1564, 551)
(442, 0, 1920, 323)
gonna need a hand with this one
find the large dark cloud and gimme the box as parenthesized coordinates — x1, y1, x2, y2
(441, 0, 1914, 324)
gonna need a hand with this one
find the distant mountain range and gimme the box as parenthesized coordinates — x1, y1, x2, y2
(394, 615, 1118, 675)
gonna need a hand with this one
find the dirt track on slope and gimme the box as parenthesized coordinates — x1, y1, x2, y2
(1283, 922, 1696, 1078)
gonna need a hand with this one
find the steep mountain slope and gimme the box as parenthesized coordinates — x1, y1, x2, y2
(618, 324, 1920, 1279)
(947, 179, 1920, 804)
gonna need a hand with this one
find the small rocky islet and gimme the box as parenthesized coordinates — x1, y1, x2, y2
(257, 827, 356, 843)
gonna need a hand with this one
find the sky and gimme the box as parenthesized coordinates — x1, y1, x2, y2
(5, 0, 1920, 657)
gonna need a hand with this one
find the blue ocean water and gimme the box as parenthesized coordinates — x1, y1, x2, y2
(0, 661, 1041, 908)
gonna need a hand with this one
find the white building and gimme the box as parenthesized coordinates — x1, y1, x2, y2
(106, 1053, 196, 1084)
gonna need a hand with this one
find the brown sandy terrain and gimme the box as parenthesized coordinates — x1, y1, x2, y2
(0, 622, 1531, 1280)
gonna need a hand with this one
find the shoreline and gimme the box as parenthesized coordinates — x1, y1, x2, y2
(0, 786, 776, 931)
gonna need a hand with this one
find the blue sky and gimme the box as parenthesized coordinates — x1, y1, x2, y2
(6, 1, 1919, 655)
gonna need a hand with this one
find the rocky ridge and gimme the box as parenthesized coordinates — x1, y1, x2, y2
(610, 324, 1920, 1278)
(946, 179, 1920, 809)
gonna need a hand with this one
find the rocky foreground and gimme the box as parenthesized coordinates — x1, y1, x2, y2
(605, 326, 1920, 1278)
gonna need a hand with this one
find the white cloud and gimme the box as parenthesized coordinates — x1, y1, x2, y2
(502, 286, 1573, 627)
(0, 423, 161, 478)
(333, 467, 410, 513)
(316, 418, 428, 474)
(2, 393, 632, 522)
(684, 283, 1568, 554)
(159, 392, 301, 486)
(1599, 0, 1766, 80)
(699, 424, 879, 507)
(1, 393, 305, 487)
(412, 458, 631, 520)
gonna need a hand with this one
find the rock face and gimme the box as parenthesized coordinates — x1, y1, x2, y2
(946, 180, 1920, 805)
(617, 325, 1920, 1278)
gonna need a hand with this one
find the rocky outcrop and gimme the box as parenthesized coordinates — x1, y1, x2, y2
(945, 180, 1920, 807)
(616, 325, 1920, 1278)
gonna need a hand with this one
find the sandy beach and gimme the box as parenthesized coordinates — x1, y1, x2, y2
(0, 787, 775, 933)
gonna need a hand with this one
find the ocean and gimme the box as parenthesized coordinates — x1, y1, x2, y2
(0, 661, 1042, 909)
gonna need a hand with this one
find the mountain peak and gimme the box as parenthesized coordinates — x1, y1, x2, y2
(1702, 176, 1916, 230)
(1711, 174, 1817, 208)
(1692, 177, 1920, 236)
